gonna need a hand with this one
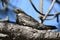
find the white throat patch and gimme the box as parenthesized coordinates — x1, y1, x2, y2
(18, 13, 22, 16)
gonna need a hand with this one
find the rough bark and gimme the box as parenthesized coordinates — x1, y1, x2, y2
(0, 22, 59, 40)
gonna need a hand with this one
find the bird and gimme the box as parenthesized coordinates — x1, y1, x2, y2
(13, 9, 57, 30)
(13, 9, 39, 27)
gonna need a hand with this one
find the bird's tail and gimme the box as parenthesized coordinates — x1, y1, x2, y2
(37, 24, 57, 30)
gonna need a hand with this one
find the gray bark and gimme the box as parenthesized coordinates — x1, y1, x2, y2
(0, 22, 59, 40)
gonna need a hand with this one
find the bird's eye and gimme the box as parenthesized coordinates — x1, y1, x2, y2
(17, 9, 20, 11)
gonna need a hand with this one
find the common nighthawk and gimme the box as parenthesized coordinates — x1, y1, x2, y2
(13, 9, 57, 30)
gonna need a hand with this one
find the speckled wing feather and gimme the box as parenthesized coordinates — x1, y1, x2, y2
(16, 9, 39, 28)
(13, 9, 57, 30)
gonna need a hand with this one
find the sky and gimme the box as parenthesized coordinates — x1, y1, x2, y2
(0, 0, 60, 32)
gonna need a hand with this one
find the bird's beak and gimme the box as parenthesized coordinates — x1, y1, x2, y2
(13, 9, 18, 14)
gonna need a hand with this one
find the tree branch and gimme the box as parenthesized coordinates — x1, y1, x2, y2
(43, 0, 56, 20)
(29, 0, 54, 16)
(40, 0, 43, 13)
(45, 12, 60, 20)
(0, 22, 59, 40)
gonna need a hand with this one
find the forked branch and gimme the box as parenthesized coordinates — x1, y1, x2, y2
(45, 12, 60, 20)
(29, 0, 60, 23)
(43, 0, 56, 20)
(30, 0, 54, 16)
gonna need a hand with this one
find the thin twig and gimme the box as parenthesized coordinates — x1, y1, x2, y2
(29, 0, 54, 16)
(40, 0, 43, 13)
(43, 0, 56, 20)
(45, 12, 60, 20)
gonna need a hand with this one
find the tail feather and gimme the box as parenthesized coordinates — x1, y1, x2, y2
(37, 24, 57, 30)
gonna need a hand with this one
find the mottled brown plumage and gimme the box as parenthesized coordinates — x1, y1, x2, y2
(13, 9, 57, 30)
(13, 9, 39, 27)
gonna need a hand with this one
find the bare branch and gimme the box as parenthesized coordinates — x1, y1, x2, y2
(39, 0, 44, 23)
(29, 0, 54, 16)
(45, 12, 60, 20)
(40, 0, 43, 13)
(0, 22, 59, 40)
(55, 12, 60, 22)
(43, 0, 56, 20)
(30, 0, 43, 15)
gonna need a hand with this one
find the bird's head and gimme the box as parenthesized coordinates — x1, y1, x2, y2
(13, 9, 25, 14)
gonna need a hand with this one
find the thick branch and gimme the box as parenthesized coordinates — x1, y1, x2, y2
(0, 22, 60, 40)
